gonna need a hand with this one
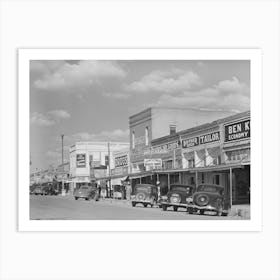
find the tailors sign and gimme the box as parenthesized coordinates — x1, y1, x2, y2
(182, 131, 220, 148)
(225, 120, 250, 142)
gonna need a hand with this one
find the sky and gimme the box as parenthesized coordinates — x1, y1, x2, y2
(30, 60, 250, 172)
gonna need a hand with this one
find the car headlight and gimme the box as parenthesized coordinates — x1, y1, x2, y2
(161, 196, 168, 201)
(186, 197, 193, 203)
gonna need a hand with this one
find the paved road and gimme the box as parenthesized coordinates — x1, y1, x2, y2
(30, 195, 242, 220)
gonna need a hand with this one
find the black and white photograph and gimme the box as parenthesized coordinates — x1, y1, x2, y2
(29, 58, 251, 221)
(2, 1, 280, 280)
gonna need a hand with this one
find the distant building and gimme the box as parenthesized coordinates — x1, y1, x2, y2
(69, 142, 129, 191)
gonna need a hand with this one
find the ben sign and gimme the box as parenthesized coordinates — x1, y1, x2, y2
(76, 154, 86, 168)
(225, 120, 250, 142)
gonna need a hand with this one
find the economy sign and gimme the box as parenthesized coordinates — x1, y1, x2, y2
(225, 120, 250, 142)
(76, 154, 86, 168)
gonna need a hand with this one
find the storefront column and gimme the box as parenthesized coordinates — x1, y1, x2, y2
(167, 173, 170, 190)
(156, 173, 159, 183)
(179, 172, 181, 184)
(229, 167, 233, 207)
(195, 171, 198, 188)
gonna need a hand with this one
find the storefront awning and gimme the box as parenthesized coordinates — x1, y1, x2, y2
(154, 162, 245, 174)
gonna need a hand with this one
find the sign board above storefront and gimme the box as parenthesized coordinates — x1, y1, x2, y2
(144, 158, 162, 170)
(76, 154, 86, 168)
(224, 120, 250, 142)
(115, 154, 128, 167)
(182, 131, 220, 148)
(144, 141, 179, 155)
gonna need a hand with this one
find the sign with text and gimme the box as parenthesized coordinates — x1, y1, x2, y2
(76, 154, 86, 168)
(182, 131, 220, 148)
(225, 120, 250, 142)
(115, 154, 128, 167)
(144, 141, 179, 155)
(144, 158, 162, 170)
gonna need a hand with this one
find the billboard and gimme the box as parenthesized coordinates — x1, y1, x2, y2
(76, 154, 86, 168)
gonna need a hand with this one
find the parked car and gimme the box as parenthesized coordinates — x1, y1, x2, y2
(73, 184, 97, 201)
(189, 184, 230, 216)
(32, 185, 48, 195)
(113, 185, 126, 199)
(131, 184, 158, 208)
(160, 184, 195, 211)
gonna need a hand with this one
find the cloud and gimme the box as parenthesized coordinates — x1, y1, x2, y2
(30, 112, 55, 126)
(124, 69, 202, 94)
(156, 77, 250, 113)
(102, 92, 130, 99)
(47, 110, 71, 119)
(65, 129, 129, 144)
(30, 109, 71, 126)
(32, 60, 126, 92)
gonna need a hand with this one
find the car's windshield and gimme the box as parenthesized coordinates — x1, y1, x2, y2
(198, 185, 222, 193)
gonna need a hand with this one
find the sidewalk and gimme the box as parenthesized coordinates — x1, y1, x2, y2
(229, 204, 250, 219)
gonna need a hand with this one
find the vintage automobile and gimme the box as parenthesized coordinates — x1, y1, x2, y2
(32, 185, 48, 195)
(160, 184, 195, 211)
(73, 184, 98, 201)
(131, 184, 158, 208)
(189, 184, 230, 216)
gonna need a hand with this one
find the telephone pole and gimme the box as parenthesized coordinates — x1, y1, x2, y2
(61, 134, 65, 195)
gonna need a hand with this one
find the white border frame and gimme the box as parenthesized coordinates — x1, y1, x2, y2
(18, 48, 262, 231)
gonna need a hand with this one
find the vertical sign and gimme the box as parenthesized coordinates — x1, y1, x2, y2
(76, 154, 86, 168)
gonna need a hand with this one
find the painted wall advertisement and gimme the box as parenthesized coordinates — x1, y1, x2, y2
(76, 154, 86, 168)
(224, 120, 250, 142)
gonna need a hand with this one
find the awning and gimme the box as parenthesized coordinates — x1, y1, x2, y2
(128, 171, 154, 179)
(154, 162, 245, 174)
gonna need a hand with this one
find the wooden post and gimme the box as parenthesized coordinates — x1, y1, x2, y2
(179, 172, 181, 184)
(229, 167, 233, 207)
(195, 171, 198, 189)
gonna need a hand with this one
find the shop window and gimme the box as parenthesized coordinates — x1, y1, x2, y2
(201, 173, 205, 183)
(145, 127, 149, 146)
(213, 174, 220, 185)
(132, 131, 135, 149)
(190, 176, 195, 185)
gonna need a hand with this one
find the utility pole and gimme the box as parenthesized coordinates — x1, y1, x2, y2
(61, 134, 65, 196)
(108, 142, 111, 197)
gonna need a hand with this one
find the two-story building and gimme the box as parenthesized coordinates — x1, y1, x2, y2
(69, 142, 129, 191)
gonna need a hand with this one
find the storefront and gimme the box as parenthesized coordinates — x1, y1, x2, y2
(222, 115, 250, 204)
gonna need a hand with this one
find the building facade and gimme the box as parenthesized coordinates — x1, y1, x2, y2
(129, 107, 232, 174)
(69, 142, 129, 191)
(128, 109, 250, 205)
